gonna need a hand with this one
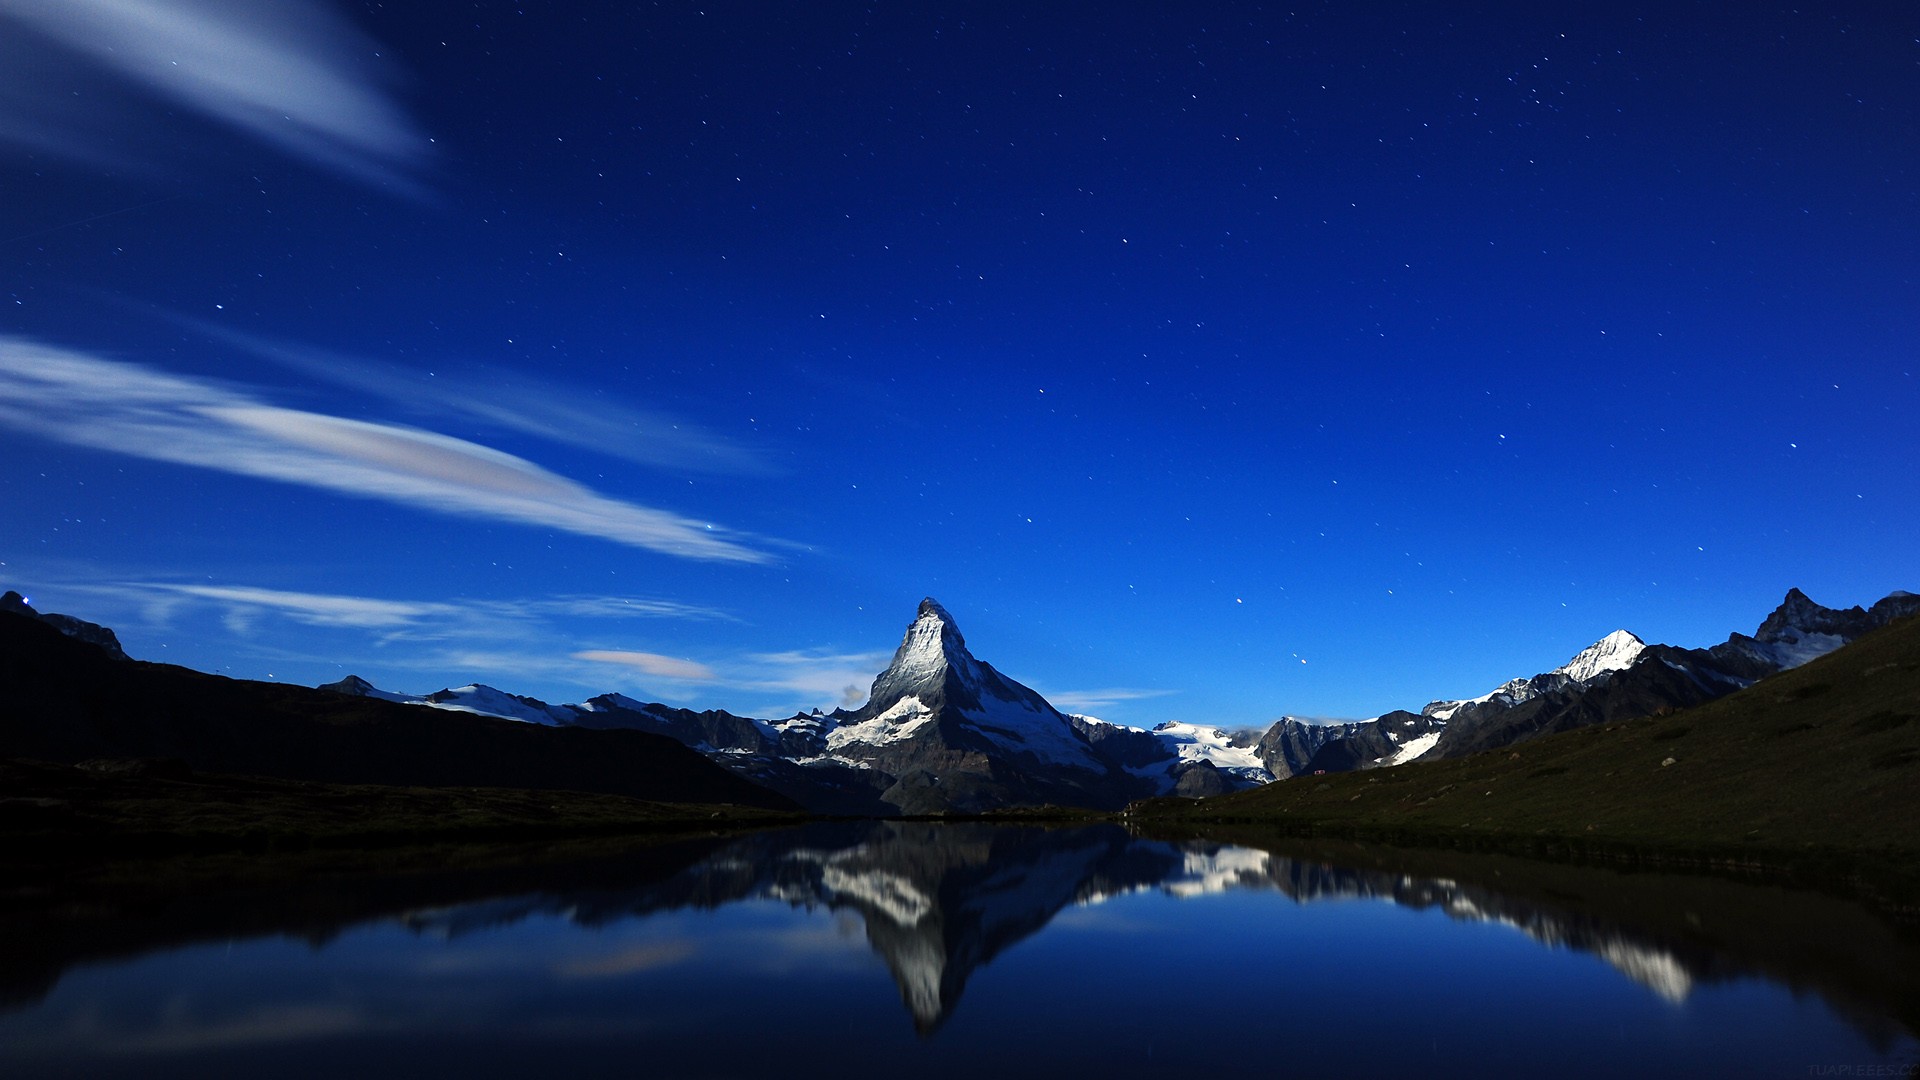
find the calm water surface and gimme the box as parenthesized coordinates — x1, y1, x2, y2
(2, 822, 1915, 1077)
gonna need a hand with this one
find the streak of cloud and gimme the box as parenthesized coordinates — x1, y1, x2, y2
(157, 584, 441, 629)
(0, 338, 771, 562)
(554, 940, 699, 978)
(91, 582, 734, 636)
(190, 324, 777, 477)
(1041, 687, 1180, 711)
(0, 0, 428, 187)
(573, 650, 716, 681)
(739, 648, 895, 708)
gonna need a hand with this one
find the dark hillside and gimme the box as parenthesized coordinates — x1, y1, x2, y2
(1139, 612, 1920, 870)
(0, 612, 794, 811)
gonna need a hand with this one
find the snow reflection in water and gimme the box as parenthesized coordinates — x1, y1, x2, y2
(1, 822, 1915, 1077)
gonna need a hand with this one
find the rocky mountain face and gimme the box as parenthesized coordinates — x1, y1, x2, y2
(811, 599, 1132, 812)
(323, 587, 1917, 807)
(1254, 717, 1369, 779)
(1406, 589, 1920, 767)
(1, 591, 128, 661)
(322, 597, 1263, 813)
(15, 583, 1908, 813)
(1296, 711, 1446, 774)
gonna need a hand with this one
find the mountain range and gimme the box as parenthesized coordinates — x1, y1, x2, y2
(323, 587, 1914, 813)
(5, 586, 1913, 816)
(0, 597, 793, 812)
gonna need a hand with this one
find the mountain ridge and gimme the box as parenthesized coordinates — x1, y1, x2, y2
(9, 585, 1912, 815)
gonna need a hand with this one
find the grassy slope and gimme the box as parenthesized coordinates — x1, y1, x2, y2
(1137, 613, 1920, 888)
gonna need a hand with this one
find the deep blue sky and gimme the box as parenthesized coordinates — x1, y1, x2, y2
(2, 1, 1915, 726)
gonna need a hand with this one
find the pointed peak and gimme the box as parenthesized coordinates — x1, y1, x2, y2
(1756, 587, 1862, 642)
(910, 597, 966, 650)
(842, 598, 983, 722)
(1554, 629, 1647, 682)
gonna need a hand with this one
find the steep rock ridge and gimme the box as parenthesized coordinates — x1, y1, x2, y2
(342, 597, 1183, 814)
(1255, 717, 1369, 779)
(1427, 589, 1915, 762)
(1288, 589, 1914, 775)
(1, 590, 128, 661)
(565, 694, 883, 814)
(1712, 588, 1920, 674)
(819, 599, 1134, 813)
(1069, 714, 1273, 795)
(1297, 711, 1446, 774)
(322, 676, 576, 726)
(36, 578, 1902, 811)
(1422, 631, 1645, 723)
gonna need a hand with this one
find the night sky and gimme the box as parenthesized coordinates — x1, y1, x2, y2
(2, 1, 1915, 726)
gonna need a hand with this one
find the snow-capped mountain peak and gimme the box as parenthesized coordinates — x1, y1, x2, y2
(848, 597, 983, 722)
(320, 675, 575, 726)
(1422, 629, 1646, 721)
(1553, 629, 1647, 683)
(425, 684, 574, 726)
(319, 674, 423, 705)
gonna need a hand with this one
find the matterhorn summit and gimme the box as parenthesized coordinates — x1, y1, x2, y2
(817, 598, 1130, 812)
(842, 598, 989, 723)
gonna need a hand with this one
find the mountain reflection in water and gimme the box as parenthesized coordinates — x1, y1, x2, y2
(3, 821, 1917, 1072)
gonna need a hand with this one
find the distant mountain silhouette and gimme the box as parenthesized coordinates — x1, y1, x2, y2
(0, 610, 793, 810)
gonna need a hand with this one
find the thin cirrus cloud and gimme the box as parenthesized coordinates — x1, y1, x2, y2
(1040, 687, 1180, 711)
(148, 583, 447, 630)
(742, 648, 895, 708)
(0, 338, 771, 562)
(573, 650, 717, 682)
(190, 323, 778, 477)
(0, 0, 428, 187)
(93, 582, 734, 637)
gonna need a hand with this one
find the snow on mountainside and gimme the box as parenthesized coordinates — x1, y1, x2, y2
(425, 684, 576, 726)
(1071, 714, 1277, 787)
(1145, 721, 1271, 781)
(318, 674, 421, 705)
(1553, 629, 1647, 682)
(302, 586, 1916, 808)
(1423, 630, 1646, 722)
(830, 599, 1115, 776)
(1385, 729, 1442, 766)
(321, 676, 575, 726)
(1422, 678, 1532, 723)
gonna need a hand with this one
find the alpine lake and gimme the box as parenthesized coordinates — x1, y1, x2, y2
(2, 822, 1915, 1078)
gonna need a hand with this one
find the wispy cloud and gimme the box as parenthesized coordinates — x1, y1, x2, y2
(0, 0, 428, 187)
(90, 582, 732, 639)
(0, 339, 771, 562)
(523, 597, 737, 622)
(151, 584, 447, 629)
(554, 940, 699, 979)
(740, 648, 894, 707)
(1041, 687, 1180, 711)
(573, 650, 716, 681)
(191, 324, 777, 477)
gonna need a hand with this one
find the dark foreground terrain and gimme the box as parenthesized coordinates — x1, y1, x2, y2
(0, 756, 802, 857)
